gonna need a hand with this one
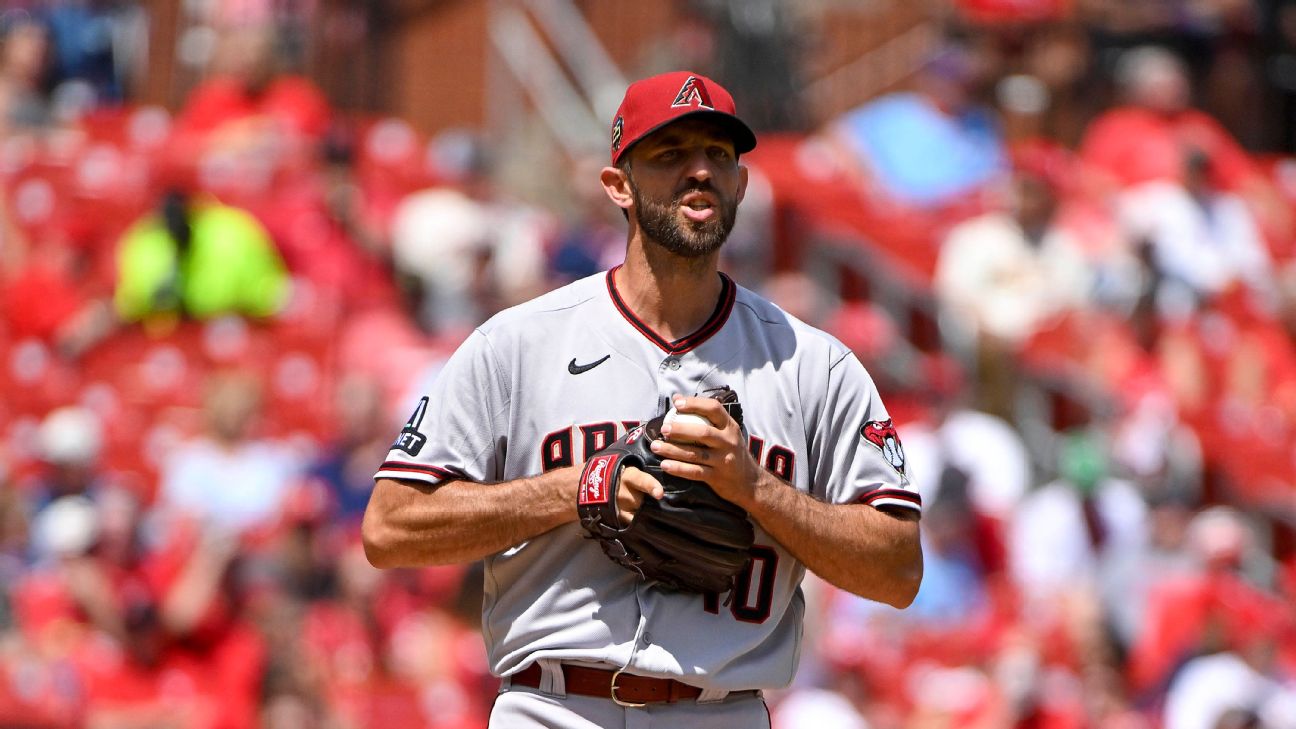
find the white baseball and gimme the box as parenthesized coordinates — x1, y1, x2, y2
(662, 407, 710, 435)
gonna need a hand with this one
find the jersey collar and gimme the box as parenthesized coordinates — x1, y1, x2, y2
(605, 265, 736, 355)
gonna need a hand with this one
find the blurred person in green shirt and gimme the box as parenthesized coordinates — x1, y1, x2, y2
(114, 189, 290, 324)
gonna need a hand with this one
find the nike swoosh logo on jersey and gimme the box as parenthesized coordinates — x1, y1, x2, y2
(568, 355, 611, 375)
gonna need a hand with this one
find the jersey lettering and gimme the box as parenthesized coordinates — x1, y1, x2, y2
(581, 423, 617, 456)
(765, 446, 795, 481)
(703, 544, 779, 623)
(546, 424, 796, 481)
(541, 429, 574, 471)
(731, 545, 779, 623)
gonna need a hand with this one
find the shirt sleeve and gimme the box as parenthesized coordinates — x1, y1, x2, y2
(373, 329, 508, 485)
(806, 351, 921, 512)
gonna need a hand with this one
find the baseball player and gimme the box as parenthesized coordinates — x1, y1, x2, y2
(363, 71, 923, 728)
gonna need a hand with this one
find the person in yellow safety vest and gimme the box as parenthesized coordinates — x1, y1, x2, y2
(114, 189, 290, 324)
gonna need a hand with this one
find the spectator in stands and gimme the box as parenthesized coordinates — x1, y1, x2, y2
(1007, 429, 1149, 606)
(24, 485, 147, 650)
(25, 405, 108, 513)
(936, 148, 1093, 347)
(0, 12, 52, 137)
(1164, 646, 1296, 729)
(900, 467, 990, 623)
(73, 502, 267, 729)
(894, 355, 1021, 576)
(294, 542, 387, 723)
(1120, 148, 1276, 320)
(254, 125, 397, 312)
(548, 153, 633, 285)
(935, 147, 1094, 415)
(168, 21, 331, 205)
(41, 1, 130, 104)
(1080, 46, 1289, 249)
(389, 185, 493, 334)
(1082, 46, 1249, 192)
(1099, 488, 1199, 652)
(113, 188, 291, 328)
(390, 131, 549, 335)
(306, 373, 392, 525)
(830, 43, 1007, 209)
(1129, 507, 1293, 711)
(897, 353, 1026, 514)
(174, 22, 330, 146)
(287, 542, 489, 729)
(155, 371, 305, 537)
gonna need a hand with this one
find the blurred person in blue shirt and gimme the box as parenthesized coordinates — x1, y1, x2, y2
(307, 373, 393, 524)
(42, 1, 126, 103)
(901, 465, 989, 623)
(831, 44, 1007, 209)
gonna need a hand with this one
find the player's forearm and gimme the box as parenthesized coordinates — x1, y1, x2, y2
(745, 472, 922, 607)
(362, 467, 580, 568)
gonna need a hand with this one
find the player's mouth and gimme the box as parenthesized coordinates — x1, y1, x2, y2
(678, 191, 718, 223)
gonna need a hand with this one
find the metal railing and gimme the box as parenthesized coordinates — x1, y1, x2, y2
(485, 0, 627, 160)
(806, 20, 940, 120)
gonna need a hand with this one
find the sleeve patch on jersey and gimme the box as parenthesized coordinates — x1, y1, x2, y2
(392, 397, 429, 456)
(861, 418, 906, 476)
(578, 453, 620, 505)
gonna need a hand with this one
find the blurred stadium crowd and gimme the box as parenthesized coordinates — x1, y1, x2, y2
(2, 1, 1296, 728)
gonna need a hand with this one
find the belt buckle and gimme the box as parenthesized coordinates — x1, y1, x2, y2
(610, 668, 647, 708)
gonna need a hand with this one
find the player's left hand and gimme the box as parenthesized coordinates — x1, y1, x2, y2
(652, 393, 762, 509)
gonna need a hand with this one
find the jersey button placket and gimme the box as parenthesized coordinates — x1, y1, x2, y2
(658, 355, 688, 409)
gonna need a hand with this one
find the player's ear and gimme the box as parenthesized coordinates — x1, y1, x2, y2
(736, 164, 749, 205)
(601, 166, 634, 214)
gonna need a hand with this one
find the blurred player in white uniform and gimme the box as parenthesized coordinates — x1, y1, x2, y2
(363, 71, 923, 728)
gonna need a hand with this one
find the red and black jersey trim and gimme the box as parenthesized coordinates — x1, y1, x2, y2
(606, 265, 736, 355)
(378, 461, 466, 481)
(856, 489, 922, 508)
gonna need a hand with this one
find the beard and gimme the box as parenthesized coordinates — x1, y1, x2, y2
(631, 178, 738, 259)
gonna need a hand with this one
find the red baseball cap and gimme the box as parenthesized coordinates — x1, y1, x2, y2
(610, 71, 757, 165)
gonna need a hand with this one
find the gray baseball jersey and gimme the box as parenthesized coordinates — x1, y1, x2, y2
(374, 267, 921, 692)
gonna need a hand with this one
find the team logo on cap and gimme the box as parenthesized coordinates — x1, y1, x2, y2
(611, 115, 624, 154)
(671, 76, 714, 110)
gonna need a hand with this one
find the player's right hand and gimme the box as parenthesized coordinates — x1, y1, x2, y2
(616, 466, 664, 525)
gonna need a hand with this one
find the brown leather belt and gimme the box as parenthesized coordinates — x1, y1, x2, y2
(511, 662, 753, 707)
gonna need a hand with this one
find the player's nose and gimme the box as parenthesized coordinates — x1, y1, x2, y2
(681, 148, 716, 183)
